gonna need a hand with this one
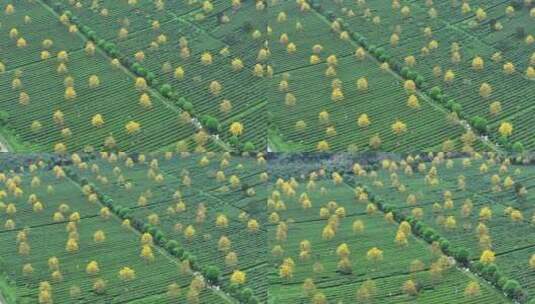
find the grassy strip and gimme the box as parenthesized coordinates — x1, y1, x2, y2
(0, 126, 37, 152)
(267, 128, 306, 152)
(0, 269, 17, 304)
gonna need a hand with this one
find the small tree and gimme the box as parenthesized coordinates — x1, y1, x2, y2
(184, 225, 195, 240)
(367, 247, 383, 271)
(140, 245, 155, 262)
(464, 281, 481, 298)
(230, 270, 246, 285)
(65, 238, 78, 253)
(229, 122, 244, 136)
(311, 292, 327, 304)
(302, 278, 316, 297)
(93, 278, 107, 294)
(479, 249, 496, 265)
(93, 230, 106, 243)
(166, 282, 181, 298)
(337, 257, 353, 274)
(455, 248, 470, 265)
(356, 279, 376, 303)
(225, 251, 238, 268)
(470, 116, 488, 133)
(118, 267, 136, 281)
(86, 261, 99, 276)
(205, 266, 221, 284)
(503, 280, 522, 298)
(498, 122, 513, 137)
(402, 279, 418, 296)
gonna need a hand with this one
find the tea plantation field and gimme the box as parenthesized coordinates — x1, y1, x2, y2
(0, 152, 268, 303)
(267, 152, 535, 303)
(268, 0, 535, 153)
(0, 0, 267, 153)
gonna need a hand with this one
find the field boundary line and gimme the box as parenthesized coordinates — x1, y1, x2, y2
(0, 45, 84, 75)
(271, 258, 432, 287)
(271, 51, 355, 77)
(0, 213, 100, 236)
